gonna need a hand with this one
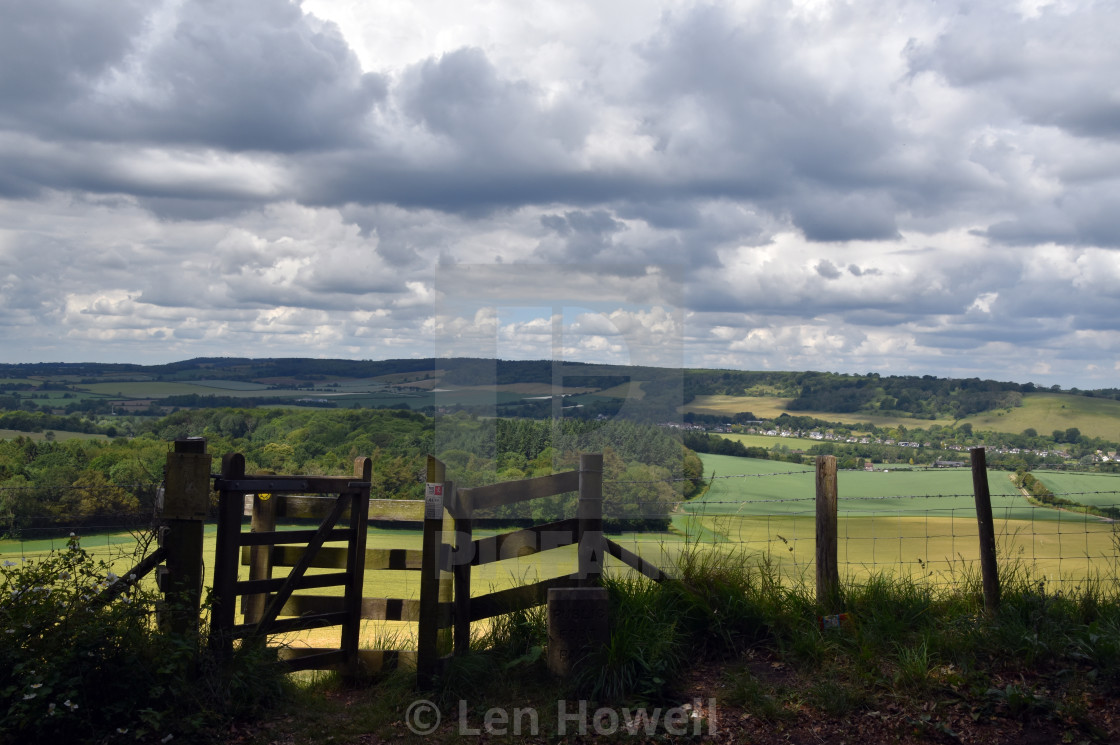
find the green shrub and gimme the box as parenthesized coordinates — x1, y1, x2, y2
(0, 536, 287, 743)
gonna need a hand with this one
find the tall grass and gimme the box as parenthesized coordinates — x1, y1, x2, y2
(566, 540, 1120, 708)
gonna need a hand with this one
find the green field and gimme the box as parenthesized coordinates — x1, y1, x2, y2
(0, 429, 108, 442)
(78, 381, 312, 398)
(694, 453, 1023, 516)
(682, 395, 955, 429)
(1033, 471, 1120, 510)
(679, 454, 1120, 585)
(718, 432, 819, 449)
(962, 392, 1120, 441)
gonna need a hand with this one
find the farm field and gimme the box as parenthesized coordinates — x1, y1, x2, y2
(0, 428, 108, 442)
(674, 454, 1120, 584)
(682, 395, 956, 429)
(681, 390, 1120, 442)
(78, 381, 318, 398)
(1032, 470, 1120, 510)
(961, 392, 1120, 441)
(717, 432, 819, 449)
(695, 453, 1022, 515)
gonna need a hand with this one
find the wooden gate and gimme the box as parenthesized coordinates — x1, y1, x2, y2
(208, 451, 660, 684)
(209, 454, 454, 678)
(210, 454, 373, 675)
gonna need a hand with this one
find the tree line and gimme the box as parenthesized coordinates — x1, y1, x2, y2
(1, 408, 704, 535)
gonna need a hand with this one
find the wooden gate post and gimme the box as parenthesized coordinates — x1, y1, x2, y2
(210, 453, 246, 657)
(417, 456, 451, 685)
(971, 447, 1001, 614)
(815, 455, 840, 611)
(577, 453, 604, 587)
(452, 484, 472, 656)
(161, 438, 211, 636)
(341, 457, 373, 679)
(244, 490, 277, 624)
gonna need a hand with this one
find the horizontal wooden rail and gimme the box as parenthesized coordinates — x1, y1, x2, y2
(235, 571, 349, 595)
(604, 538, 665, 582)
(93, 545, 168, 607)
(469, 573, 581, 622)
(216, 476, 369, 493)
(241, 545, 423, 570)
(238, 594, 453, 627)
(280, 649, 349, 672)
(240, 528, 351, 546)
(452, 471, 579, 516)
(231, 611, 348, 638)
(242, 496, 425, 521)
(469, 518, 578, 566)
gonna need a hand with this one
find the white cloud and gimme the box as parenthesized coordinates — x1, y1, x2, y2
(0, 0, 1117, 388)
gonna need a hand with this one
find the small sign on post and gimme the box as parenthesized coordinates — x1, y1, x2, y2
(425, 482, 444, 520)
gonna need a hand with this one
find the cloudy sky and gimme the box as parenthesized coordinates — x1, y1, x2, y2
(1, 0, 1118, 388)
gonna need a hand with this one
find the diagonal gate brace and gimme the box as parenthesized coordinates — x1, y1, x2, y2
(253, 491, 353, 636)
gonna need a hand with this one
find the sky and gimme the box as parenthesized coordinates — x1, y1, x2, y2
(1, 0, 1118, 389)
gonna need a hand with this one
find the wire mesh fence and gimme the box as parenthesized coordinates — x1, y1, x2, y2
(610, 463, 1120, 590)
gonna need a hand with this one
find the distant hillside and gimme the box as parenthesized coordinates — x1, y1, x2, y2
(2, 358, 1118, 439)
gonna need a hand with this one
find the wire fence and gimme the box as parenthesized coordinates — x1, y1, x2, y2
(610, 463, 1120, 590)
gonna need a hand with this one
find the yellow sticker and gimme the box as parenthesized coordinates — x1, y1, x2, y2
(258, 492, 272, 501)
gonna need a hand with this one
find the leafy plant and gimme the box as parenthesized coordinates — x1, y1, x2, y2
(0, 535, 288, 743)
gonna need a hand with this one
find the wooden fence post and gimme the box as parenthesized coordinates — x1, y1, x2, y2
(341, 457, 372, 679)
(243, 490, 277, 624)
(161, 438, 211, 636)
(577, 453, 604, 587)
(452, 483, 472, 656)
(971, 447, 1001, 614)
(210, 453, 245, 657)
(417, 456, 448, 686)
(815, 455, 840, 611)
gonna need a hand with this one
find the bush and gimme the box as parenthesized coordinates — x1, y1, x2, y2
(0, 536, 288, 743)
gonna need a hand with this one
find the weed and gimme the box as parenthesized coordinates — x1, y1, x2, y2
(806, 676, 870, 717)
(723, 667, 794, 722)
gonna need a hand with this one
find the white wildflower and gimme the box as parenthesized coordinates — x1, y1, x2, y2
(30, 683, 42, 689)
(22, 693, 36, 701)
(161, 734, 173, 743)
